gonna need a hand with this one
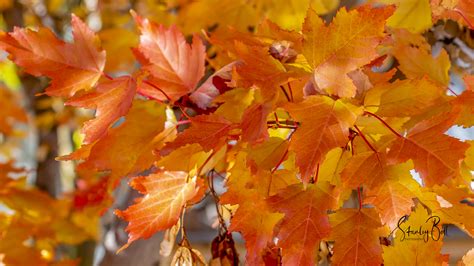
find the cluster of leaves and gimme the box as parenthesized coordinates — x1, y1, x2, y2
(0, 0, 473, 265)
(0, 87, 95, 265)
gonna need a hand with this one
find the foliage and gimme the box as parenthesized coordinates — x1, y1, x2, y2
(0, 0, 473, 265)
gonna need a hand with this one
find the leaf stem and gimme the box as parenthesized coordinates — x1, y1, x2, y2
(364, 111, 403, 138)
(357, 187, 362, 210)
(178, 106, 192, 120)
(287, 83, 294, 102)
(271, 149, 289, 174)
(102, 72, 113, 80)
(353, 125, 377, 153)
(176, 120, 191, 126)
(142, 80, 172, 102)
(279, 85, 291, 102)
(209, 170, 229, 234)
(197, 150, 216, 177)
(267, 120, 298, 126)
(312, 163, 319, 184)
(454, 8, 474, 29)
(180, 208, 188, 243)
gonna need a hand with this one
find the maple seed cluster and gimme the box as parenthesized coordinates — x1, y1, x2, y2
(0, 1, 473, 265)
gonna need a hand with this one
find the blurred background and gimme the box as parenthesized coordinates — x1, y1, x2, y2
(0, 0, 473, 265)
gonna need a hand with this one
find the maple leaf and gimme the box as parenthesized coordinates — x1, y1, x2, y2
(376, 77, 448, 117)
(318, 147, 351, 186)
(220, 151, 253, 204)
(246, 137, 289, 172)
(162, 114, 233, 154)
(133, 13, 206, 102)
(241, 102, 273, 144)
(286, 96, 360, 184)
(329, 208, 386, 266)
(0, 15, 105, 97)
(420, 185, 474, 237)
(265, 0, 339, 30)
(381, 0, 432, 33)
(99, 28, 138, 73)
(391, 29, 451, 85)
(72, 100, 169, 182)
(231, 41, 293, 92)
(220, 153, 290, 265)
(341, 150, 418, 229)
(66, 76, 136, 144)
(115, 171, 199, 251)
(157, 144, 212, 172)
(302, 6, 391, 97)
(267, 182, 341, 265)
(387, 115, 469, 186)
(190, 62, 240, 109)
(341, 151, 389, 190)
(178, 0, 259, 34)
(229, 191, 283, 265)
(452, 90, 474, 128)
(363, 163, 419, 230)
(214, 87, 255, 123)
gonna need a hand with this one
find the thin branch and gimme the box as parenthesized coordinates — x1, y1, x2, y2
(179, 207, 188, 243)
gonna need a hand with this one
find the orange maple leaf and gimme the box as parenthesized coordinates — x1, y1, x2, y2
(66, 76, 136, 144)
(0, 15, 105, 97)
(302, 6, 392, 97)
(364, 170, 418, 230)
(162, 114, 233, 154)
(383, 205, 449, 265)
(133, 13, 206, 102)
(387, 115, 469, 186)
(329, 208, 386, 265)
(228, 192, 283, 265)
(286, 96, 360, 184)
(72, 100, 168, 182)
(115, 171, 199, 252)
(267, 182, 340, 265)
(241, 102, 273, 144)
